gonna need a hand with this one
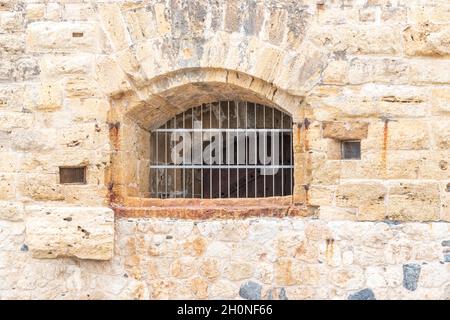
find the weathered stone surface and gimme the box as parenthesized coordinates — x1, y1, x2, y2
(25, 206, 114, 260)
(0, 0, 448, 300)
(403, 24, 450, 57)
(403, 264, 421, 291)
(348, 288, 376, 300)
(239, 281, 262, 300)
(322, 121, 369, 140)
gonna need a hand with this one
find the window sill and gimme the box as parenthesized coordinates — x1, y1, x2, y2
(112, 196, 310, 219)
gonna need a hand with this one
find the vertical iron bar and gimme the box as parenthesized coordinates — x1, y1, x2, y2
(281, 115, 284, 196)
(183, 111, 185, 198)
(219, 103, 221, 198)
(263, 105, 266, 198)
(236, 101, 239, 198)
(165, 122, 167, 198)
(191, 108, 194, 197)
(228, 101, 230, 198)
(272, 107, 275, 197)
(201, 104, 203, 199)
(174, 114, 176, 198)
(254, 103, 257, 197)
(209, 102, 212, 199)
(245, 101, 248, 198)
(156, 131, 158, 198)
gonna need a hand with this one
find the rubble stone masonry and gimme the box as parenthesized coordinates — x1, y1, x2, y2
(0, 0, 449, 299)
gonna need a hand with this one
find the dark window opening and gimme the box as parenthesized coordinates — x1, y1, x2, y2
(341, 140, 361, 160)
(149, 101, 294, 198)
(59, 167, 86, 184)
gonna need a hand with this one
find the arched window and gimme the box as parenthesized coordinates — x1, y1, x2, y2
(150, 101, 293, 198)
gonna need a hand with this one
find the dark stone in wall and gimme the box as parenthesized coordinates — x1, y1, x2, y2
(403, 263, 421, 291)
(348, 288, 376, 300)
(239, 281, 262, 300)
(442, 240, 450, 246)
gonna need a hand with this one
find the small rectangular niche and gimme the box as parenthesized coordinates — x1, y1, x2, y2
(72, 32, 84, 38)
(59, 167, 86, 184)
(341, 140, 361, 160)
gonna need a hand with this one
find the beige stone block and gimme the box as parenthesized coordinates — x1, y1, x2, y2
(65, 98, 109, 123)
(24, 81, 63, 111)
(26, 4, 45, 20)
(25, 205, 114, 260)
(224, 261, 254, 281)
(0, 151, 18, 172)
(322, 121, 369, 140)
(19, 173, 64, 201)
(11, 128, 56, 152)
(408, 6, 450, 24)
(40, 54, 94, 78)
(170, 257, 197, 279)
(64, 76, 100, 98)
(403, 24, 450, 56)
(209, 280, 237, 299)
(431, 87, 450, 115)
(322, 60, 348, 85)
(0, 112, 33, 130)
(26, 22, 102, 53)
(387, 182, 441, 221)
(0, 11, 23, 32)
(0, 201, 23, 221)
(310, 25, 402, 55)
(98, 3, 132, 51)
(0, 84, 25, 112)
(408, 59, 450, 84)
(335, 182, 386, 221)
(62, 4, 95, 21)
(329, 265, 365, 290)
(308, 186, 335, 206)
(349, 58, 409, 85)
(95, 56, 132, 96)
(153, 3, 171, 36)
(431, 119, 450, 150)
(318, 206, 357, 221)
(45, 3, 61, 21)
(386, 120, 430, 150)
(441, 182, 450, 221)
(123, 7, 157, 43)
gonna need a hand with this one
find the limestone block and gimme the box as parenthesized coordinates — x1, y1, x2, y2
(11, 128, 56, 152)
(321, 60, 348, 85)
(408, 59, 450, 84)
(98, 3, 132, 51)
(0, 112, 33, 130)
(431, 87, 450, 115)
(0, 201, 24, 221)
(387, 182, 441, 221)
(335, 182, 386, 221)
(25, 4, 45, 21)
(431, 119, 450, 150)
(0, 173, 16, 200)
(0, 11, 23, 32)
(26, 22, 102, 53)
(310, 25, 402, 55)
(322, 121, 369, 140)
(95, 55, 132, 96)
(19, 173, 64, 201)
(403, 24, 450, 56)
(25, 81, 63, 111)
(62, 4, 95, 21)
(408, 5, 450, 24)
(25, 206, 114, 260)
(39, 54, 94, 78)
(348, 58, 409, 85)
(386, 120, 430, 150)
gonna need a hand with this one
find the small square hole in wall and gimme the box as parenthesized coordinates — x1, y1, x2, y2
(72, 32, 84, 38)
(341, 140, 361, 160)
(59, 167, 86, 184)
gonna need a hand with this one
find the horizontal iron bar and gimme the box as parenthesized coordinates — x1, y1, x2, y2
(152, 128, 292, 133)
(150, 165, 294, 169)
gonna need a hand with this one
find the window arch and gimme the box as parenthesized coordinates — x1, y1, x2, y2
(150, 101, 293, 198)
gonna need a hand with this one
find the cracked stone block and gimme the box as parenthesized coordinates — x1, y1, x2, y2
(25, 206, 114, 260)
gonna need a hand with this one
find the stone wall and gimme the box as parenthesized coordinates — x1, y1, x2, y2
(0, 0, 449, 299)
